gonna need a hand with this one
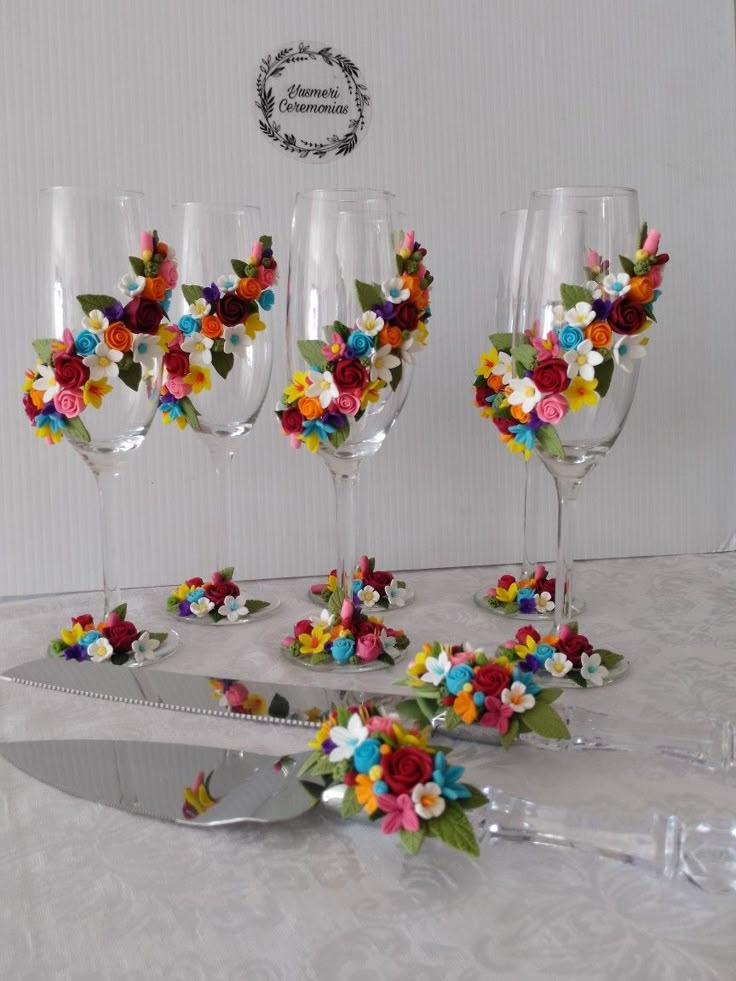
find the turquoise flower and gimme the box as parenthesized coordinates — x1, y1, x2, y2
(517, 587, 535, 601)
(557, 324, 584, 350)
(258, 289, 275, 311)
(534, 643, 556, 661)
(159, 401, 185, 423)
(512, 666, 542, 695)
(353, 738, 381, 774)
(446, 663, 474, 695)
(74, 329, 99, 356)
(178, 315, 199, 336)
(509, 423, 535, 453)
(347, 331, 373, 357)
(78, 630, 102, 648)
(432, 751, 470, 800)
(330, 636, 355, 664)
(187, 587, 206, 602)
(302, 418, 336, 442)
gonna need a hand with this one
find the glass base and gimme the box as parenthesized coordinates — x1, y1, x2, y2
(308, 584, 415, 612)
(473, 588, 584, 620)
(47, 628, 180, 668)
(168, 593, 280, 626)
(281, 645, 408, 673)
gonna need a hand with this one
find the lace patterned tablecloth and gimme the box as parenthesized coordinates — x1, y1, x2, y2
(2, 553, 735, 981)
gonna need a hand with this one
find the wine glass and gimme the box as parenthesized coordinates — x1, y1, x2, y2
(162, 202, 279, 624)
(31, 186, 178, 663)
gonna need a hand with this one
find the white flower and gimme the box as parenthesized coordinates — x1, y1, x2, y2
(307, 369, 339, 408)
(370, 344, 401, 384)
(357, 585, 380, 608)
(612, 334, 647, 373)
(385, 579, 407, 607)
(119, 272, 145, 298)
(132, 333, 160, 369)
(565, 301, 596, 329)
(87, 637, 114, 662)
(563, 338, 604, 381)
(506, 375, 541, 414)
(328, 713, 369, 763)
(83, 342, 123, 380)
(82, 309, 109, 333)
(383, 276, 409, 305)
(317, 608, 336, 628)
(585, 280, 603, 300)
(411, 782, 446, 820)
(501, 681, 536, 713)
(223, 323, 253, 357)
(181, 331, 213, 366)
(131, 631, 161, 663)
(490, 350, 514, 386)
(400, 332, 416, 352)
(552, 303, 567, 326)
(32, 363, 60, 403)
(382, 634, 398, 654)
(602, 272, 631, 298)
(359, 310, 384, 337)
(217, 273, 239, 293)
(190, 596, 215, 618)
(218, 596, 249, 622)
(534, 591, 555, 614)
(544, 651, 572, 678)
(188, 297, 211, 319)
(580, 652, 609, 686)
(458, 642, 485, 658)
(420, 649, 452, 686)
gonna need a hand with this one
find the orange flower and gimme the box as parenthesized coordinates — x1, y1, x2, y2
(378, 325, 403, 348)
(104, 322, 134, 352)
(488, 373, 504, 393)
(142, 276, 168, 302)
(586, 321, 612, 349)
(297, 396, 322, 420)
(29, 387, 45, 410)
(414, 290, 430, 312)
(200, 315, 223, 339)
(628, 275, 654, 304)
(454, 691, 478, 724)
(236, 277, 262, 301)
(355, 774, 379, 814)
(510, 404, 530, 423)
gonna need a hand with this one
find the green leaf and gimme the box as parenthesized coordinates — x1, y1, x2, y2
(522, 703, 570, 741)
(51, 639, 66, 653)
(619, 254, 635, 276)
(595, 356, 615, 399)
(76, 294, 117, 316)
(298, 750, 324, 777)
(377, 651, 395, 665)
(327, 587, 346, 617)
(396, 698, 435, 726)
(211, 346, 234, 380)
(399, 827, 427, 855)
(259, 235, 272, 251)
(230, 259, 248, 279)
(181, 283, 203, 306)
(112, 603, 128, 620)
(568, 672, 588, 688)
(129, 255, 145, 276)
(64, 416, 91, 443)
(328, 425, 350, 450)
(489, 332, 513, 352)
(559, 284, 593, 309)
(268, 693, 290, 718)
(340, 785, 363, 819)
(166, 596, 180, 612)
(179, 395, 201, 431)
(596, 649, 624, 668)
(389, 361, 403, 391)
(326, 320, 350, 341)
(428, 801, 480, 857)
(110, 653, 131, 666)
(306, 753, 337, 777)
(457, 785, 489, 810)
(118, 359, 142, 392)
(443, 706, 462, 731)
(216, 566, 234, 581)
(534, 687, 563, 705)
(499, 716, 520, 750)
(535, 423, 564, 459)
(512, 343, 536, 371)
(638, 221, 648, 248)
(245, 599, 271, 614)
(148, 631, 168, 644)
(355, 279, 384, 312)
(297, 339, 328, 370)
(32, 338, 55, 363)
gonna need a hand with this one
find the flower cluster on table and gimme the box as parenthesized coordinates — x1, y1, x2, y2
(50, 606, 168, 666)
(497, 623, 624, 688)
(277, 232, 432, 451)
(158, 235, 277, 430)
(23, 231, 177, 444)
(300, 703, 487, 855)
(166, 568, 270, 622)
(482, 564, 556, 616)
(311, 555, 408, 610)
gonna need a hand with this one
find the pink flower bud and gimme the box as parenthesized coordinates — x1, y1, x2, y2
(402, 230, 415, 252)
(642, 229, 660, 255)
(340, 599, 354, 627)
(359, 555, 370, 576)
(250, 239, 263, 263)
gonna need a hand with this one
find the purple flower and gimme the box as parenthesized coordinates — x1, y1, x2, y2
(592, 297, 612, 320)
(203, 282, 220, 304)
(63, 644, 88, 661)
(322, 411, 347, 430)
(178, 600, 191, 617)
(377, 301, 394, 319)
(262, 247, 273, 258)
(103, 301, 126, 322)
(518, 652, 540, 672)
(322, 738, 336, 754)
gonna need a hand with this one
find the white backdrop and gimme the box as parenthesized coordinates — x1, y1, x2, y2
(2, 0, 735, 597)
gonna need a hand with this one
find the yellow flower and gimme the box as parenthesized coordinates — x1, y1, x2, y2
(243, 694, 267, 715)
(60, 622, 85, 646)
(355, 774, 379, 814)
(495, 654, 513, 671)
(360, 378, 384, 409)
(514, 635, 538, 659)
(158, 326, 177, 349)
(244, 313, 266, 340)
(303, 431, 321, 453)
(83, 377, 113, 409)
(284, 371, 311, 404)
(495, 581, 518, 604)
(565, 376, 599, 412)
(308, 719, 334, 750)
(184, 365, 211, 394)
(407, 645, 431, 678)
(414, 321, 429, 345)
(476, 347, 499, 379)
(298, 625, 329, 656)
(173, 582, 190, 601)
(392, 722, 431, 749)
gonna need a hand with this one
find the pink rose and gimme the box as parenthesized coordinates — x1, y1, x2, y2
(166, 376, 192, 399)
(649, 266, 663, 288)
(224, 682, 248, 707)
(336, 392, 361, 416)
(159, 258, 178, 288)
(53, 387, 85, 418)
(366, 715, 398, 737)
(356, 634, 383, 662)
(536, 394, 568, 424)
(256, 266, 276, 288)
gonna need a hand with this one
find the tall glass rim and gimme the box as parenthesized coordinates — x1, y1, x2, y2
(530, 185, 637, 202)
(39, 185, 145, 201)
(295, 188, 395, 205)
(172, 201, 262, 216)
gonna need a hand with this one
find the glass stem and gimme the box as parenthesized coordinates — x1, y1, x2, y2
(326, 457, 361, 599)
(553, 476, 582, 631)
(520, 456, 534, 580)
(202, 436, 237, 573)
(95, 468, 123, 616)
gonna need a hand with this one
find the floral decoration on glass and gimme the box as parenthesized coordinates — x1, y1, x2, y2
(276, 233, 432, 451)
(281, 592, 409, 670)
(474, 225, 668, 459)
(300, 704, 487, 856)
(497, 623, 625, 688)
(158, 236, 276, 430)
(396, 642, 570, 748)
(49, 607, 169, 666)
(23, 231, 177, 444)
(166, 568, 271, 623)
(310, 555, 408, 610)
(481, 564, 556, 616)
(182, 770, 219, 820)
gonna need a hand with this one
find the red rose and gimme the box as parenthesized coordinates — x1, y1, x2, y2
(531, 358, 568, 394)
(390, 302, 418, 332)
(515, 625, 540, 645)
(53, 354, 89, 389)
(382, 746, 434, 795)
(293, 619, 313, 638)
(364, 569, 393, 593)
(103, 620, 139, 653)
(497, 574, 516, 591)
(609, 295, 647, 335)
(333, 359, 368, 392)
(557, 633, 593, 667)
(164, 350, 189, 378)
(280, 408, 304, 434)
(123, 295, 164, 335)
(216, 292, 250, 327)
(23, 393, 39, 421)
(186, 577, 204, 587)
(493, 416, 514, 435)
(72, 614, 94, 629)
(205, 579, 241, 606)
(475, 383, 492, 407)
(354, 618, 380, 637)
(473, 663, 513, 697)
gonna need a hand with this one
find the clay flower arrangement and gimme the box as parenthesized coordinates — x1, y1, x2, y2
(481, 564, 556, 617)
(281, 590, 410, 669)
(182, 770, 219, 820)
(310, 555, 408, 610)
(23, 231, 177, 444)
(166, 568, 270, 623)
(300, 703, 487, 856)
(158, 236, 276, 430)
(276, 232, 432, 451)
(474, 225, 668, 459)
(396, 642, 570, 748)
(497, 623, 624, 688)
(49, 606, 169, 666)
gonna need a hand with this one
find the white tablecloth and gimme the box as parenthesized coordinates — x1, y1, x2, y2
(2, 554, 735, 980)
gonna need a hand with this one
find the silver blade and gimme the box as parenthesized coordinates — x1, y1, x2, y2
(0, 738, 322, 826)
(1, 659, 405, 728)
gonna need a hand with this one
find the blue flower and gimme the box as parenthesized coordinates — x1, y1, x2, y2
(351, 579, 363, 599)
(178, 315, 199, 335)
(446, 663, 475, 695)
(258, 289, 275, 311)
(330, 636, 355, 664)
(512, 667, 542, 694)
(187, 587, 205, 602)
(557, 325, 584, 350)
(302, 418, 336, 442)
(74, 329, 100, 356)
(346, 331, 373, 357)
(535, 643, 556, 661)
(509, 423, 535, 452)
(432, 751, 470, 800)
(159, 401, 184, 422)
(78, 630, 102, 648)
(373, 780, 388, 795)
(517, 587, 535, 601)
(353, 738, 381, 774)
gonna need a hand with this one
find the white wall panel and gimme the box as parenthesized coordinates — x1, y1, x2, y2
(1, 0, 734, 596)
